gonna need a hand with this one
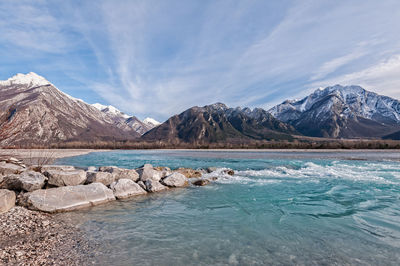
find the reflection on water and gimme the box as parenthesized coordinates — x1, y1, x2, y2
(58, 151, 400, 265)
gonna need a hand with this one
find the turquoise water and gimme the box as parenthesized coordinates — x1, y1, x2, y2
(57, 150, 400, 265)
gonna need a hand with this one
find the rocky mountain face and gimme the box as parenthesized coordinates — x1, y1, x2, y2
(142, 103, 297, 143)
(0, 72, 141, 146)
(269, 85, 400, 138)
(92, 103, 156, 135)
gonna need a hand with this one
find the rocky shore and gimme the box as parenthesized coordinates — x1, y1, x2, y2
(0, 156, 232, 264)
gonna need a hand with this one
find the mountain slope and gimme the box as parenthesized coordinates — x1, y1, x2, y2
(142, 103, 297, 143)
(92, 103, 155, 134)
(269, 85, 400, 138)
(0, 72, 140, 146)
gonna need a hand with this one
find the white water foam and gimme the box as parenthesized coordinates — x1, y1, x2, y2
(208, 161, 400, 185)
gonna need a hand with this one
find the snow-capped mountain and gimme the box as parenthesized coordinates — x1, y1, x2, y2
(0, 72, 141, 146)
(92, 104, 158, 135)
(143, 117, 161, 128)
(269, 85, 400, 138)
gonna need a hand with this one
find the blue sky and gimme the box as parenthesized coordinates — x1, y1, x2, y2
(1, 0, 400, 121)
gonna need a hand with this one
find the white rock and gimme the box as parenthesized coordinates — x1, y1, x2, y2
(0, 171, 46, 192)
(110, 179, 147, 199)
(137, 164, 162, 182)
(99, 166, 139, 182)
(20, 183, 115, 213)
(86, 171, 114, 186)
(161, 172, 188, 188)
(44, 169, 86, 187)
(144, 179, 167, 193)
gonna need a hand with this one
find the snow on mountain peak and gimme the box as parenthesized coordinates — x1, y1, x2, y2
(92, 103, 130, 119)
(143, 117, 161, 126)
(0, 72, 51, 87)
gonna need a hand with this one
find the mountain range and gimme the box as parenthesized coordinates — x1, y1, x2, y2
(269, 85, 400, 139)
(142, 103, 297, 143)
(0, 72, 399, 146)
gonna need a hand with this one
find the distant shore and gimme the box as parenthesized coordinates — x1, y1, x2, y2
(0, 149, 108, 164)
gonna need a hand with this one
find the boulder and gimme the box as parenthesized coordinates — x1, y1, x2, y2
(40, 165, 76, 172)
(192, 179, 210, 186)
(20, 183, 115, 213)
(161, 173, 189, 188)
(137, 164, 162, 182)
(175, 168, 203, 178)
(0, 189, 15, 213)
(0, 162, 24, 175)
(99, 166, 139, 182)
(44, 169, 86, 187)
(86, 171, 114, 186)
(144, 179, 167, 193)
(0, 171, 46, 192)
(110, 179, 147, 199)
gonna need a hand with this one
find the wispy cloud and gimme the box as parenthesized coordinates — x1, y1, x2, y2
(1, 0, 400, 120)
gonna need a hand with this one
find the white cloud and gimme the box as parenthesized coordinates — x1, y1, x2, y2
(310, 55, 400, 99)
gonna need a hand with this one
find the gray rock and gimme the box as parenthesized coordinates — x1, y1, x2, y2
(0, 162, 24, 175)
(44, 170, 86, 187)
(40, 165, 76, 172)
(137, 164, 162, 182)
(0, 189, 16, 213)
(144, 179, 168, 192)
(99, 166, 139, 182)
(192, 179, 210, 186)
(0, 175, 3, 184)
(161, 172, 189, 188)
(110, 179, 147, 199)
(20, 183, 115, 213)
(86, 171, 114, 186)
(0, 171, 46, 192)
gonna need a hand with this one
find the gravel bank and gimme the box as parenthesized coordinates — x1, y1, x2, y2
(0, 207, 96, 265)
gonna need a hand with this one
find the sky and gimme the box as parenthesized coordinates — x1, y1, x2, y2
(1, 0, 400, 121)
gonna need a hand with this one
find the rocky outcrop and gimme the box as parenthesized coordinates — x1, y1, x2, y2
(99, 166, 139, 182)
(86, 171, 114, 186)
(144, 179, 168, 192)
(44, 170, 87, 187)
(20, 183, 115, 213)
(0, 189, 16, 213)
(137, 164, 162, 182)
(0, 171, 46, 192)
(0, 162, 24, 175)
(161, 173, 188, 188)
(110, 179, 147, 199)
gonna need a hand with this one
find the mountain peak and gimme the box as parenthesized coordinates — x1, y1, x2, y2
(143, 117, 161, 126)
(0, 72, 51, 87)
(205, 102, 228, 110)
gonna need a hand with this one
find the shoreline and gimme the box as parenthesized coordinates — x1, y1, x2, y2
(0, 207, 96, 265)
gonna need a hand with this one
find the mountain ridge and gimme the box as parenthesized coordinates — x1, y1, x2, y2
(269, 85, 400, 138)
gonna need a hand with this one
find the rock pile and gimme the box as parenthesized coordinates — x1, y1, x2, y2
(0, 159, 234, 213)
